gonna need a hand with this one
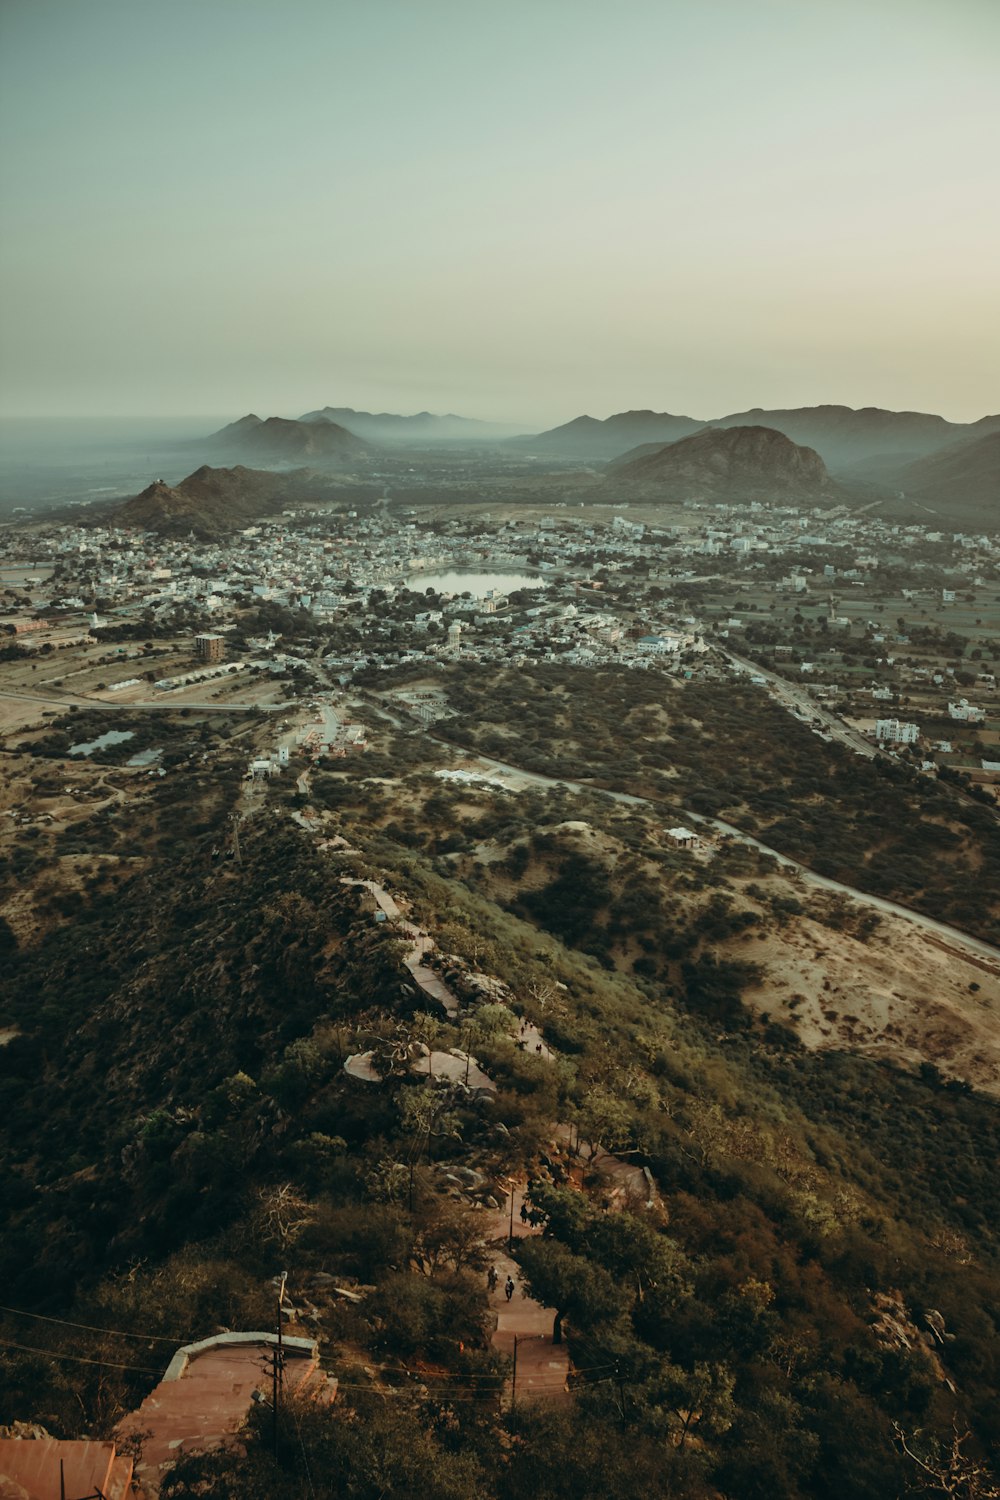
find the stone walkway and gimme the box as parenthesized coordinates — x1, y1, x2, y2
(341, 877, 461, 1016)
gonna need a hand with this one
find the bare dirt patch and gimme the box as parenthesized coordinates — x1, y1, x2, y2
(736, 908, 1000, 1095)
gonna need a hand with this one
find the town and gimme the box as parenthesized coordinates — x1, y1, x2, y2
(2, 492, 998, 794)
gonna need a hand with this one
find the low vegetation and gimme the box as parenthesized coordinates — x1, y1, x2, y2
(0, 708, 998, 1499)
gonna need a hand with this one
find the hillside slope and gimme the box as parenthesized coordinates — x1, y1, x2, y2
(899, 430, 1000, 525)
(2, 760, 999, 1495)
(711, 404, 971, 471)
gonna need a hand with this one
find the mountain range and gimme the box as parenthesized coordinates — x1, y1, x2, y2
(192, 402, 998, 525)
(508, 409, 704, 458)
(298, 407, 517, 442)
(519, 402, 1000, 475)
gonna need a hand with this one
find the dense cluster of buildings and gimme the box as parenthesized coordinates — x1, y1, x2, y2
(1, 493, 997, 783)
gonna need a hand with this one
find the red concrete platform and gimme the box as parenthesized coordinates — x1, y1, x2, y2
(0, 1437, 132, 1500)
(116, 1333, 335, 1498)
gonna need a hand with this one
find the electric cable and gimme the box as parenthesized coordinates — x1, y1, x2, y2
(0, 1337, 163, 1375)
(0, 1302, 186, 1344)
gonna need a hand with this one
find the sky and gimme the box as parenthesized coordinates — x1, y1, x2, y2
(0, 0, 997, 426)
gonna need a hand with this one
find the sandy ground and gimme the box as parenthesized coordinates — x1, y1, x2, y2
(0, 693, 64, 735)
(735, 904, 1000, 1095)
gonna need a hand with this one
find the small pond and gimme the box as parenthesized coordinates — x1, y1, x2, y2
(68, 730, 134, 756)
(404, 570, 546, 597)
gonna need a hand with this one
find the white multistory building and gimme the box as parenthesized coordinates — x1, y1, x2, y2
(875, 719, 919, 745)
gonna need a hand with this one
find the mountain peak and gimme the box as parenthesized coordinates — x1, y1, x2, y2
(206, 414, 368, 461)
(105, 464, 326, 538)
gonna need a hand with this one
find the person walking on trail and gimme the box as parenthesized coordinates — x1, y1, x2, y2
(505, 1276, 515, 1303)
(519, 1202, 529, 1225)
(488, 1266, 498, 1293)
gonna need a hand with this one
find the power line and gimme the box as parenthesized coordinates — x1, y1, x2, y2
(0, 1337, 162, 1375)
(0, 1335, 592, 1398)
(0, 1303, 183, 1344)
(0, 1305, 607, 1393)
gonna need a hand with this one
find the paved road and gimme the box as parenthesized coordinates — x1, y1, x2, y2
(719, 647, 879, 760)
(686, 811, 1000, 969)
(436, 744, 1000, 970)
(0, 688, 282, 714)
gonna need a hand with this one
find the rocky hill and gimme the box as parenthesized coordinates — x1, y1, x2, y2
(207, 414, 369, 462)
(108, 464, 326, 538)
(511, 409, 704, 458)
(899, 429, 1000, 525)
(609, 423, 834, 501)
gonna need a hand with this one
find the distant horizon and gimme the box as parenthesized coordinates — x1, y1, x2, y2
(1, 393, 996, 431)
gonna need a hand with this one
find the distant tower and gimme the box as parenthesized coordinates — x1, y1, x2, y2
(447, 621, 462, 651)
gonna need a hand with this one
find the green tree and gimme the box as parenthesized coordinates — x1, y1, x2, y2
(516, 1237, 624, 1344)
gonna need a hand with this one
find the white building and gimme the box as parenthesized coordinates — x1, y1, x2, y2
(875, 719, 919, 744)
(636, 634, 681, 654)
(666, 826, 700, 849)
(948, 699, 986, 724)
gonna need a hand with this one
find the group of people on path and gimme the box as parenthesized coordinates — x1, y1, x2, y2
(516, 1018, 545, 1055)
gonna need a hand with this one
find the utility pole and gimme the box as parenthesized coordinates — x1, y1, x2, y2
(508, 1184, 515, 1250)
(271, 1272, 287, 1457)
(511, 1334, 518, 1413)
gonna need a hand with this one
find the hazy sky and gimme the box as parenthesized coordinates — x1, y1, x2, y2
(1, 0, 997, 425)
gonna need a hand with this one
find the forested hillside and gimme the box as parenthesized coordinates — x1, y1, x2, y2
(2, 733, 999, 1498)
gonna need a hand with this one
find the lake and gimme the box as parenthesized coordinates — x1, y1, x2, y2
(404, 570, 546, 597)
